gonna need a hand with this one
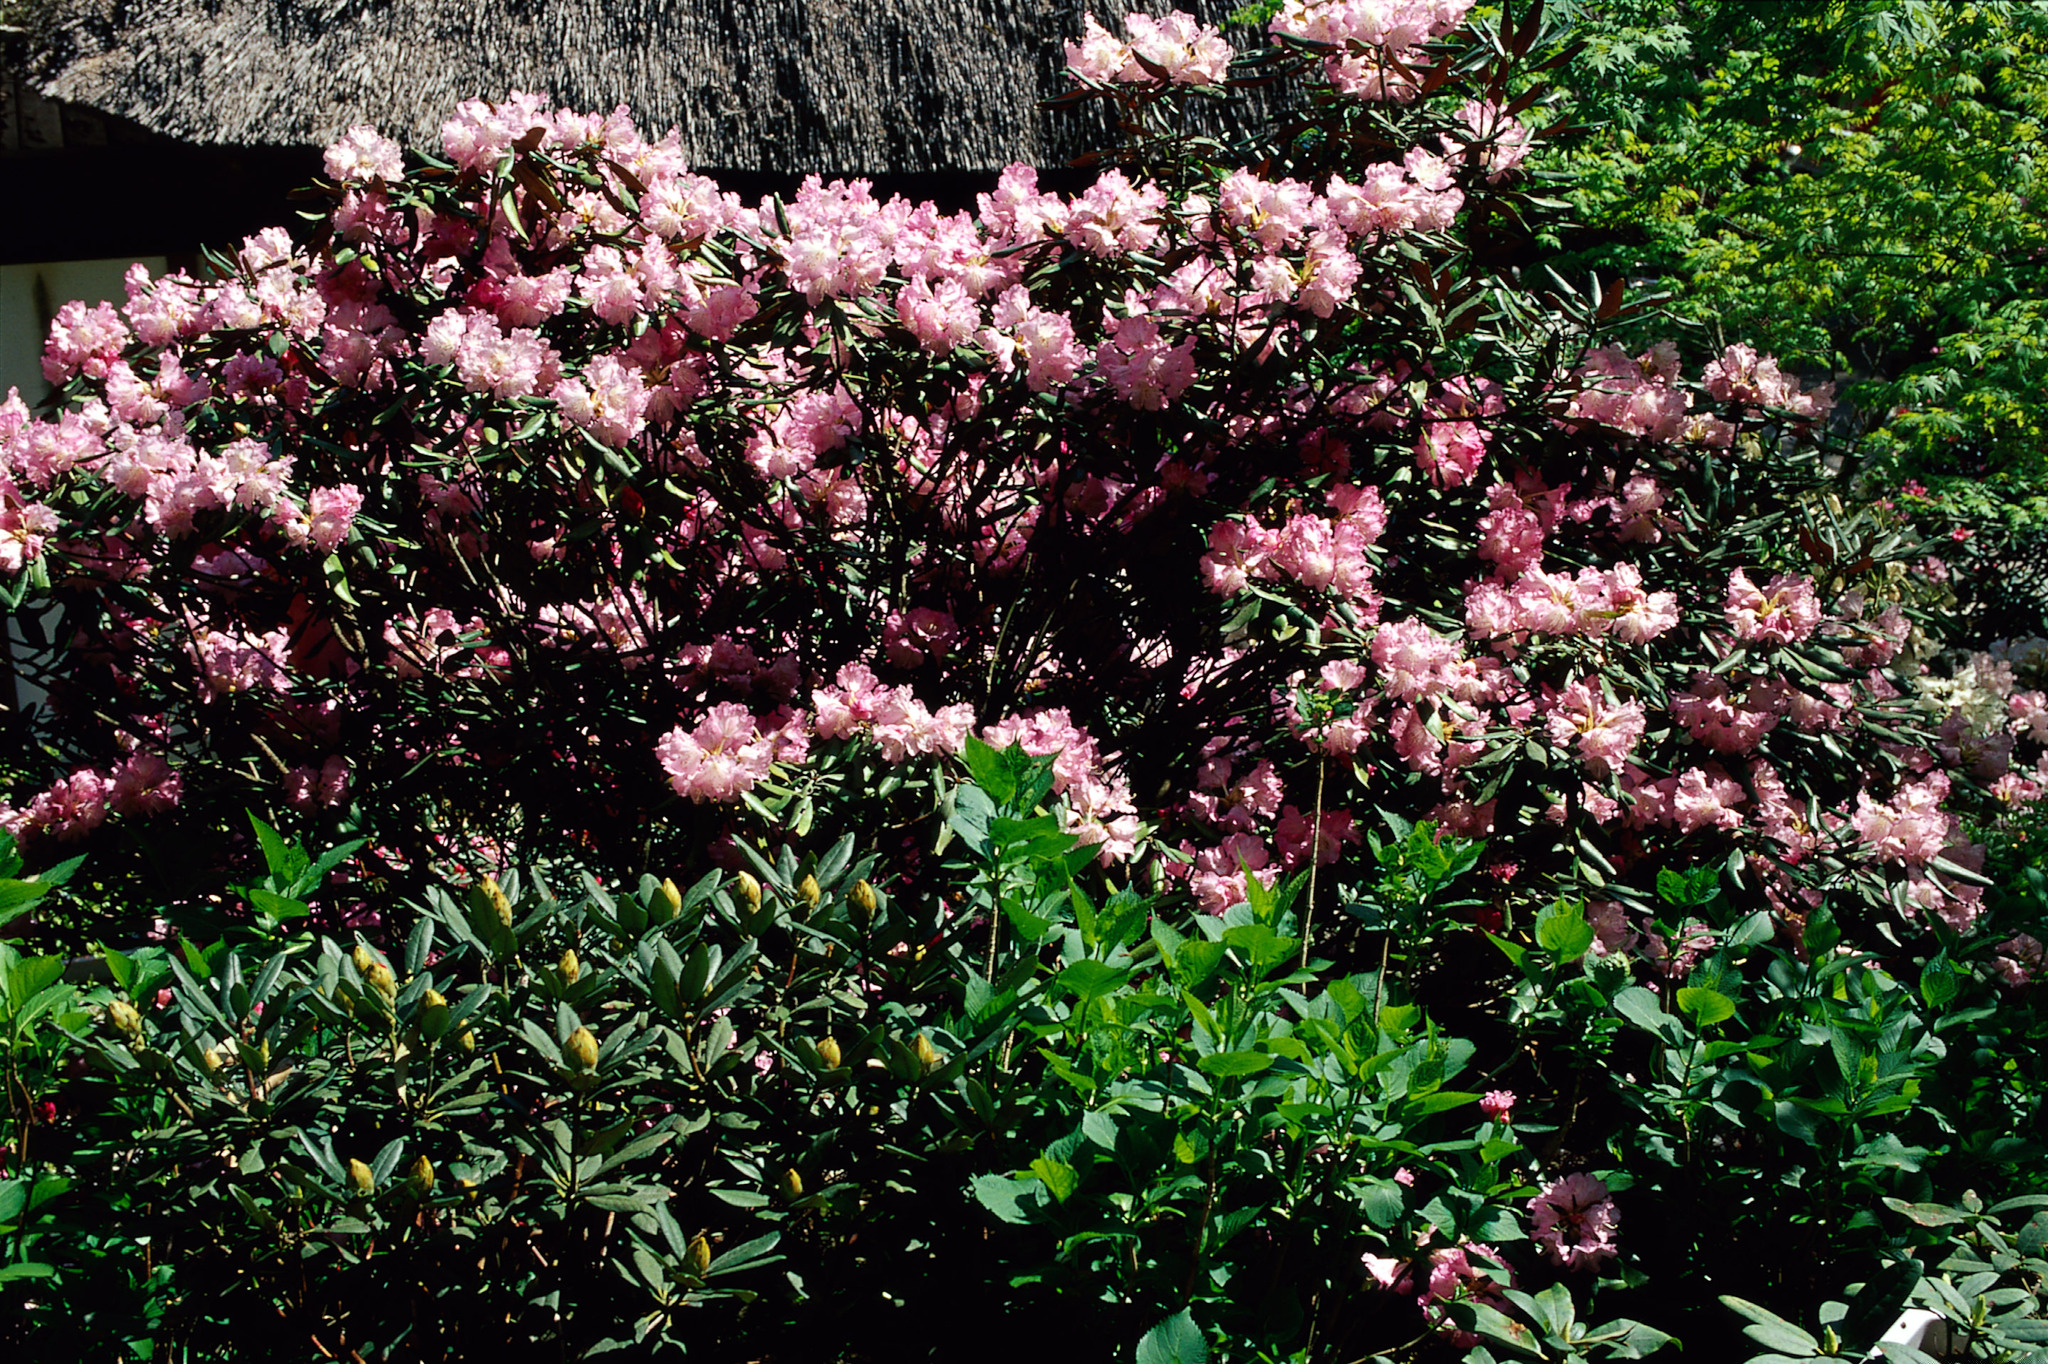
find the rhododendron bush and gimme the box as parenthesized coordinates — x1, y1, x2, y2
(11, 4, 2039, 951)
(3, 3, 2048, 1355)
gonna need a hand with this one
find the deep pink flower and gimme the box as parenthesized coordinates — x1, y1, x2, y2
(1529, 1173, 1619, 1271)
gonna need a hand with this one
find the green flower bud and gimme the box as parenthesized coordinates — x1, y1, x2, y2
(364, 960, 398, 1003)
(409, 1154, 434, 1195)
(419, 987, 451, 1040)
(347, 1158, 376, 1195)
(849, 879, 878, 922)
(914, 1033, 944, 1074)
(734, 871, 762, 913)
(351, 944, 377, 977)
(779, 1167, 803, 1201)
(658, 877, 684, 916)
(558, 948, 581, 986)
(685, 1233, 713, 1278)
(565, 1025, 599, 1073)
(483, 876, 513, 931)
(815, 1036, 842, 1069)
(797, 874, 821, 911)
(107, 999, 143, 1036)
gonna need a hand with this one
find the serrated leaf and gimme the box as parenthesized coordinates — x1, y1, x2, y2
(1135, 1309, 1209, 1364)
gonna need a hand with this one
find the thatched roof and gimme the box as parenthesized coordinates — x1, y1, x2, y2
(28, 0, 1257, 173)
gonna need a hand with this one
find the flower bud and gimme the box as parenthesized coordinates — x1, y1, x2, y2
(456, 1025, 476, 1053)
(419, 987, 450, 1040)
(351, 944, 377, 977)
(201, 1046, 224, 1073)
(797, 874, 821, 911)
(558, 948, 581, 985)
(565, 1025, 599, 1073)
(849, 879, 878, 922)
(107, 1000, 142, 1036)
(258, 1038, 272, 1071)
(347, 1157, 376, 1194)
(780, 1167, 803, 1201)
(658, 877, 683, 916)
(914, 1033, 944, 1073)
(364, 960, 397, 1003)
(815, 1036, 842, 1069)
(734, 871, 762, 913)
(409, 1154, 434, 1195)
(685, 1233, 713, 1278)
(483, 875, 513, 931)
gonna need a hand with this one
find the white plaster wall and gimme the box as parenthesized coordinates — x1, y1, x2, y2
(1, 258, 163, 715)
(0, 257, 165, 405)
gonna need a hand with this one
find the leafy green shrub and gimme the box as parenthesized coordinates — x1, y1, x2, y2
(0, 746, 1685, 1361)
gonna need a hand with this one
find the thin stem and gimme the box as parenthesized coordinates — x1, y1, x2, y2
(1300, 757, 1329, 970)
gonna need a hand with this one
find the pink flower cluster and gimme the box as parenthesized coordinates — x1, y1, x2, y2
(1529, 1173, 1620, 1271)
(1725, 569, 1823, 645)
(1200, 482, 1388, 603)
(1849, 774, 1955, 867)
(1544, 683, 1646, 777)
(1271, 0, 1477, 102)
(1568, 343, 1714, 444)
(813, 664, 976, 763)
(1467, 561, 1680, 644)
(0, 751, 182, 846)
(1066, 10, 1234, 85)
(1364, 1239, 1513, 1346)
(1704, 343, 1835, 420)
(656, 703, 808, 805)
(982, 708, 1141, 861)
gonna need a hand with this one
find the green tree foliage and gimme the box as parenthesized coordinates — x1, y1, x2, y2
(1542, 0, 2048, 541)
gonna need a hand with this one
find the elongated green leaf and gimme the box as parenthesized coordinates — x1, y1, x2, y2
(1720, 1297, 1820, 1356)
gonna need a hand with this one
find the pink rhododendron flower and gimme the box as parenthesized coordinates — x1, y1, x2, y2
(656, 703, 786, 804)
(1479, 1090, 1515, 1120)
(43, 301, 131, 384)
(109, 752, 183, 817)
(22, 769, 111, 841)
(1414, 420, 1487, 488)
(1544, 682, 1646, 776)
(1068, 10, 1234, 85)
(1991, 934, 2043, 989)
(552, 354, 650, 447)
(1669, 766, 1746, 834)
(1448, 99, 1533, 180)
(1704, 343, 1834, 419)
(894, 277, 981, 356)
(1725, 569, 1823, 645)
(1067, 171, 1167, 257)
(882, 607, 959, 668)
(1096, 309, 1197, 409)
(1200, 517, 1276, 595)
(324, 125, 406, 183)
(285, 484, 364, 553)
(1372, 618, 1463, 702)
(284, 756, 352, 811)
(1274, 804, 1359, 869)
(1529, 1173, 1619, 1271)
(190, 626, 294, 699)
(1850, 776, 1954, 866)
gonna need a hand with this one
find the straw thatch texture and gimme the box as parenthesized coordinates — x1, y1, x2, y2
(29, 0, 1260, 172)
